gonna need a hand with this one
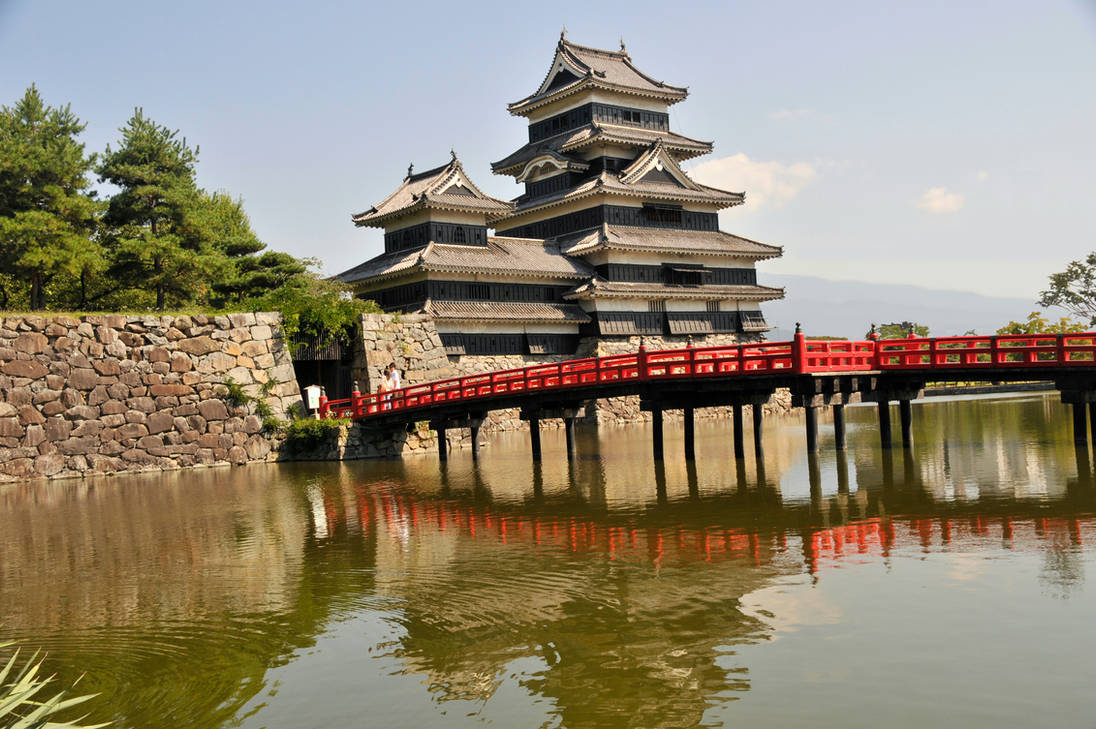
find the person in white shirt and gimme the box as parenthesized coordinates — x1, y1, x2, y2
(387, 365, 402, 391)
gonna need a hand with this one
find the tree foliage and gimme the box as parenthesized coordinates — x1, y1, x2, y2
(868, 322, 930, 339)
(0, 85, 102, 310)
(1039, 253, 1096, 325)
(98, 109, 230, 311)
(996, 311, 1087, 335)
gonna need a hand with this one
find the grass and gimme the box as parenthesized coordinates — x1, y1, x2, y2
(0, 636, 108, 728)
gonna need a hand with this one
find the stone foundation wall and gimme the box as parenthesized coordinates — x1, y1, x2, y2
(0, 313, 301, 482)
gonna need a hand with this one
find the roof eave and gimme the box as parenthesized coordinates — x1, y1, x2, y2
(507, 78, 688, 117)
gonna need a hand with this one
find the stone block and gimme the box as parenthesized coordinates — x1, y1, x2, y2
(100, 414, 126, 427)
(170, 353, 192, 372)
(242, 414, 262, 434)
(42, 401, 65, 416)
(228, 313, 256, 328)
(6, 389, 31, 407)
(228, 328, 251, 343)
(101, 400, 126, 415)
(250, 325, 273, 341)
(88, 385, 110, 406)
(18, 406, 44, 426)
(65, 405, 99, 420)
(92, 359, 121, 376)
(69, 368, 98, 390)
(45, 374, 65, 390)
(121, 448, 158, 465)
(222, 341, 243, 356)
(61, 388, 84, 407)
(147, 411, 174, 434)
(2, 458, 34, 478)
(0, 402, 17, 418)
(137, 435, 167, 455)
(125, 410, 147, 424)
(254, 312, 281, 326)
(244, 435, 270, 459)
(128, 396, 155, 413)
(34, 453, 65, 476)
(225, 366, 253, 384)
(228, 445, 248, 464)
(198, 399, 229, 421)
(0, 417, 24, 437)
(57, 436, 96, 455)
(178, 336, 219, 356)
(3, 360, 47, 379)
(72, 420, 104, 437)
(23, 424, 44, 447)
(116, 423, 149, 439)
(13, 332, 47, 353)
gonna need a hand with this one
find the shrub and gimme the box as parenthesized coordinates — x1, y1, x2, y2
(284, 417, 349, 449)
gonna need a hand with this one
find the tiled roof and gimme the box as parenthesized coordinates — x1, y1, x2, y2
(331, 237, 592, 286)
(563, 277, 785, 302)
(492, 124, 711, 176)
(509, 37, 688, 115)
(423, 299, 592, 324)
(561, 225, 782, 259)
(352, 155, 512, 227)
(503, 170, 742, 215)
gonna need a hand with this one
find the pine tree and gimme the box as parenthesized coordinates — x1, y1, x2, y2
(0, 85, 101, 310)
(98, 109, 228, 310)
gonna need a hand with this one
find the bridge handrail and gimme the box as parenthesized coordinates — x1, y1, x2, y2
(317, 332, 1096, 419)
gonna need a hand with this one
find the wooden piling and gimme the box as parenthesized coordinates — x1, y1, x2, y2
(878, 401, 893, 450)
(652, 406, 664, 461)
(833, 403, 847, 451)
(899, 399, 913, 449)
(752, 404, 764, 457)
(564, 417, 576, 461)
(683, 406, 695, 461)
(1073, 403, 1088, 447)
(529, 416, 541, 462)
(805, 405, 819, 453)
(733, 404, 745, 459)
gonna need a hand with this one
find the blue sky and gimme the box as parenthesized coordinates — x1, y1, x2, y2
(2, 0, 1094, 300)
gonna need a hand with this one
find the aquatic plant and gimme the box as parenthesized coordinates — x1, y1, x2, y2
(0, 638, 108, 728)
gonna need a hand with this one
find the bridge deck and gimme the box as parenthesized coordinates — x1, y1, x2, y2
(320, 333, 1096, 424)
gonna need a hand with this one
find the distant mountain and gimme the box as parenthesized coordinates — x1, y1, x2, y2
(760, 274, 1038, 340)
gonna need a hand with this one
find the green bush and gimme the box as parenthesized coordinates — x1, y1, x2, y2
(284, 417, 349, 449)
(220, 377, 251, 408)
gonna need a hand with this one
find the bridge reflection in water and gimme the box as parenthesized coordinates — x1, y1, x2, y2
(1, 394, 1095, 728)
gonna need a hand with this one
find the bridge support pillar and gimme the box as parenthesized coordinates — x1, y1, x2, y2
(804, 405, 819, 453)
(564, 417, 576, 461)
(470, 423, 481, 461)
(1088, 403, 1096, 449)
(753, 405, 764, 458)
(652, 407, 664, 461)
(529, 416, 542, 462)
(435, 426, 448, 462)
(899, 399, 914, 449)
(833, 404, 847, 451)
(683, 406, 695, 461)
(878, 401, 893, 450)
(1073, 403, 1088, 447)
(733, 404, 745, 459)
(836, 451, 850, 493)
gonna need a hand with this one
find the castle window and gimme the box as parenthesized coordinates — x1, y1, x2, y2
(454, 226, 465, 244)
(706, 300, 721, 312)
(649, 299, 666, 313)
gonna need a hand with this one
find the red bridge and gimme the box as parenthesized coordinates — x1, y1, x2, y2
(319, 332, 1096, 461)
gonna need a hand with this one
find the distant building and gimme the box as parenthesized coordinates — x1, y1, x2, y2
(336, 33, 783, 357)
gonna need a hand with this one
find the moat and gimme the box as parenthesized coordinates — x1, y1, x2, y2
(2, 392, 1095, 728)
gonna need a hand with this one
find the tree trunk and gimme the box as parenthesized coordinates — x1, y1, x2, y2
(156, 285, 165, 312)
(30, 271, 44, 310)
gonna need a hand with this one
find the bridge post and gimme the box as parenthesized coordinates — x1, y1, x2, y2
(878, 401, 893, 449)
(733, 404, 745, 459)
(836, 450, 850, 493)
(1073, 403, 1088, 447)
(833, 403, 847, 451)
(652, 406, 664, 461)
(564, 416, 576, 461)
(470, 422, 481, 461)
(752, 405, 764, 457)
(804, 405, 819, 453)
(529, 415, 542, 462)
(899, 400, 914, 448)
(431, 421, 448, 462)
(1088, 403, 1096, 449)
(683, 406, 695, 460)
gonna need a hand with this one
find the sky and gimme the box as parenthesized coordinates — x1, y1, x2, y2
(2, 0, 1095, 301)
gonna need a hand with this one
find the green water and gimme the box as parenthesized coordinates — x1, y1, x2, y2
(2, 393, 1095, 728)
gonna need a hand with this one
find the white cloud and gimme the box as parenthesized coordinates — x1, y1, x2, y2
(976, 170, 989, 183)
(769, 107, 814, 121)
(916, 186, 965, 214)
(689, 153, 816, 211)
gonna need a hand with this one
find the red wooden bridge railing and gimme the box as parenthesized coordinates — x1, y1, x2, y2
(318, 332, 1096, 421)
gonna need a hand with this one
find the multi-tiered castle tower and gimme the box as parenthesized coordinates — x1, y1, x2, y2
(337, 34, 783, 358)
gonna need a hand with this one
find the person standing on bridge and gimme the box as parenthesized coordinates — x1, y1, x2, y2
(387, 364, 402, 392)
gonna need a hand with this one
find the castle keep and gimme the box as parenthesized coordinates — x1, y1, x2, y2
(335, 34, 784, 400)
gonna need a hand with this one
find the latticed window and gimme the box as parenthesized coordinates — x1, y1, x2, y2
(649, 300, 666, 313)
(707, 300, 721, 312)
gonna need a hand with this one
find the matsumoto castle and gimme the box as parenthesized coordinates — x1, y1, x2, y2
(336, 33, 784, 357)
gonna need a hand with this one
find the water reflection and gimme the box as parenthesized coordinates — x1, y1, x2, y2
(0, 394, 1094, 728)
